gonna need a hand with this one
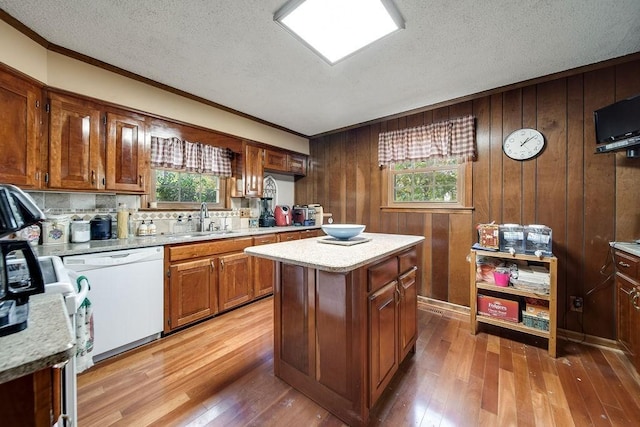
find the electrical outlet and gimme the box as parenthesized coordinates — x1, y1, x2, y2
(570, 296, 583, 312)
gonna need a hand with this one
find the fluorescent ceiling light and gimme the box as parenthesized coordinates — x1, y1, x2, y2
(274, 0, 404, 64)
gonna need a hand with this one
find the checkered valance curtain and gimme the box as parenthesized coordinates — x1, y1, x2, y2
(150, 136, 232, 176)
(377, 115, 476, 166)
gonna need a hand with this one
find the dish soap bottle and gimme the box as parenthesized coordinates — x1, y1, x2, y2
(148, 220, 157, 236)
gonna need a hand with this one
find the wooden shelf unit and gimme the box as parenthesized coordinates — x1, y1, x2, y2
(469, 249, 558, 357)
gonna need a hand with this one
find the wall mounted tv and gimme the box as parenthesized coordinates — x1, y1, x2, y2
(594, 93, 640, 155)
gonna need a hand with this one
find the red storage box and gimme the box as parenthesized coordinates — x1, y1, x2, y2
(477, 294, 520, 323)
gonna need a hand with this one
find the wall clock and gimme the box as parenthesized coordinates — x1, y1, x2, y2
(503, 128, 545, 160)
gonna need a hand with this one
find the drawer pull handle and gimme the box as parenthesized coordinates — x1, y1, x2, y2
(632, 290, 640, 311)
(220, 259, 225, 271)
(210, 260, 215, 271)
(618, 261, 631, 268)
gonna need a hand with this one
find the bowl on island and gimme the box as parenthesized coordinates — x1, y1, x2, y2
(321, 224, 366, 240)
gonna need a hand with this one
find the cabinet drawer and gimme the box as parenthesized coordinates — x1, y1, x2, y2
(253, 234, 277, 245)
(615, 251, 639, 280)
(368, 257, 398, 292)
(398, 248, 417, 274)
(169, 237, 253, 261)
(278, 231, 301, 242)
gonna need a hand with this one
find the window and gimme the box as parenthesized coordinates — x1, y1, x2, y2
(152, 169, 226, 209)
(384, 158, 471, 209)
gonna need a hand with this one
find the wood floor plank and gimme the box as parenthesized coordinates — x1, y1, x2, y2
(76, 297, 640, 427)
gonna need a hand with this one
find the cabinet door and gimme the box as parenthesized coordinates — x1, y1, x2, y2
(105, 112, 147, 192)
(218, 252, 253, 311)
(264, 149, 288, 172)
(48, 94, 103, 190)
(369, 280, 399, 405)
(288, 153, 307, 175)
(0, 70, 41, 188)
(253, 234, 277, 298)
(399, 268, 418, 360)
(168, 258, 217, 330)
(244, 144, 264, 197)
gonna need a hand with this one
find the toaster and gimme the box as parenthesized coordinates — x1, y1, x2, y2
(292, 206, 316, 226)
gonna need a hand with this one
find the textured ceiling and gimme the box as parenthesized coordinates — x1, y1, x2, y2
(1, 1, 639, 137)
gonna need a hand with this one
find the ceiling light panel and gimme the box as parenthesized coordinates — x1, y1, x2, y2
(275, 0, 404, 64)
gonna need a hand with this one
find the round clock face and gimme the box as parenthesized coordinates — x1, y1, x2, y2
(503, 128, 545, 160)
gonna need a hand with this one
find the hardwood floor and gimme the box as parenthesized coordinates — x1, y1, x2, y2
(77, 298, 640, 426)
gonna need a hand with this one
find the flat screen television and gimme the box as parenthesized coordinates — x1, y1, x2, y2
(594, 94, 640, 154)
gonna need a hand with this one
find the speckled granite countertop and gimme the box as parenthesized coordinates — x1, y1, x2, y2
(245, 232, 425, 273)
(613, 242, 640, 257)
(0, 293, 75, 384)
(35, 225, 320, 257)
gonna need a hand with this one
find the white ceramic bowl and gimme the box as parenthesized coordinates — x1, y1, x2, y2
(321, 224, 366, 240)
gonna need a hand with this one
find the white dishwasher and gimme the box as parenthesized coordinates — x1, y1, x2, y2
(63, 246, 164, 362)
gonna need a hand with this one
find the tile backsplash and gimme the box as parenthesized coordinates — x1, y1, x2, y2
(26, 191, 245, 237)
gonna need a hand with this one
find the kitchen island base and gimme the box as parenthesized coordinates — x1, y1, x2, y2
(270, 240, 421, 426)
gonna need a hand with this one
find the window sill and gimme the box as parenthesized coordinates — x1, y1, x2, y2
(380, 205, 475, 214)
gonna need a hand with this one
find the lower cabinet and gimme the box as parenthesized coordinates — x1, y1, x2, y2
(614, 249, 640, 373)
(274, 245, 420, 426)
(252, 234, 277, 298)
(369, 280, 399, 405)
(218, 252, 252, 311)
(165, 237, 253, 332)
(0, 366, 62, 427)
(168, 257, 218, 330)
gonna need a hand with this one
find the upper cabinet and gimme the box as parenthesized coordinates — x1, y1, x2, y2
(0, 67, 42, 189)
(48, 93, 103, 190)
(264, 148, 307, 176)
(46, 92, 148, 194)
(105, 112, 147, 193)
(244, 144, 264, 197)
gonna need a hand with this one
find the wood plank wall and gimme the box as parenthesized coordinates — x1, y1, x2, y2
(295, 58, 640, 340)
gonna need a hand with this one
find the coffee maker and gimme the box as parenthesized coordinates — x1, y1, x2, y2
(0, 184, 46, 337)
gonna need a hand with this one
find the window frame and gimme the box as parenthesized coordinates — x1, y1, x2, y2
(381, 159, 472, 210)
(148, 167, 228, 210)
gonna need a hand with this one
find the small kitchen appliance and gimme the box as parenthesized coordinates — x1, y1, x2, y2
(0, 184, 46, 337)
(258, 197, 276, 227)
(90, 215, 112, 240)
(292, 205, 316, 226)
(274, 205, 292, 226)
(41, 214, 70, 245)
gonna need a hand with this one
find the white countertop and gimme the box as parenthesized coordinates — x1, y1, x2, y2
(0, 293, 75, 384)
(245, 232, 425, 273)
(613, 242, 640, 257)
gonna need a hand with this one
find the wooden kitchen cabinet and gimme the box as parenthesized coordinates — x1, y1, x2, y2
(218, 251, 253, 311)
(273, 244, 420, 426)
(243, 144, 264, 197)
(368, 280, 399, 405)
(278, 231, 301, 242)
(165, 237, 254, 332)
(105, 111, 148, 193)
(614, 249, 640, 373)
(252, 234, 277, 298)
(0, 66, 42, 189)
(47, 92, 104, 190)
(168, 257, 218, 330)
(264, 148, 307, 176)
(0, 366, 61, 427)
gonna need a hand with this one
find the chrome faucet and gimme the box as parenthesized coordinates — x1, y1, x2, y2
(200, 202, 209, 232)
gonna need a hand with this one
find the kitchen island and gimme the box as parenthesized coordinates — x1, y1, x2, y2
(245, 232, 424, 426)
